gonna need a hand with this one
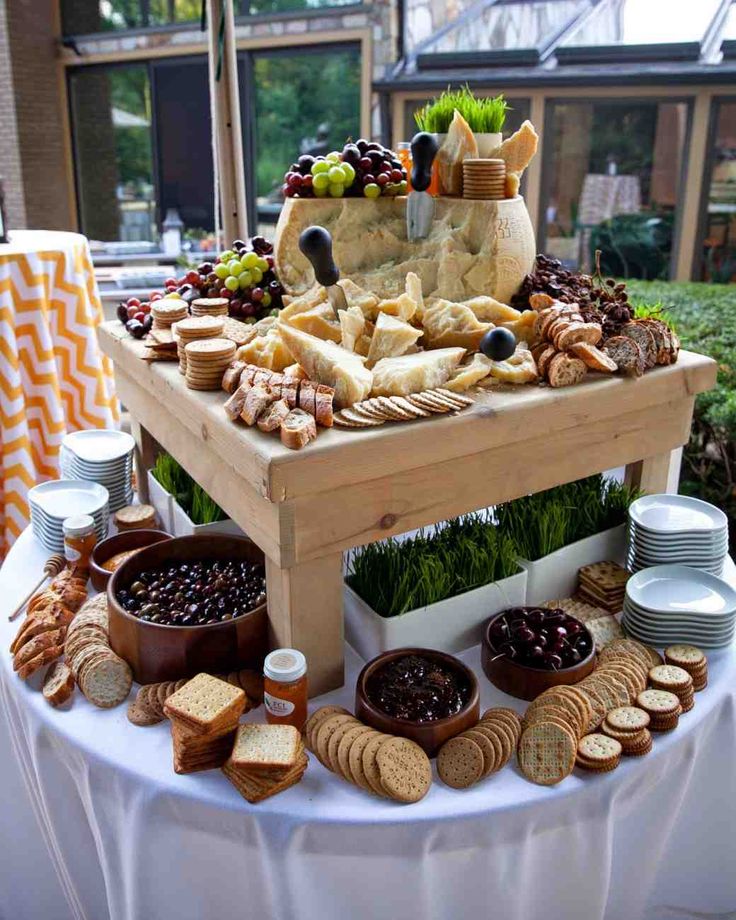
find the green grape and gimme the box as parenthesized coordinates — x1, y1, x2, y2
(214, 263, 230, 280)
(256, 257, 269, 272)
(311, 160, 330, 175)
(262, 291, 272, 307)
(227, 259, 243, 275)
(241, 252, 259, 270)
(363, 183, 381, 199)
(244, 316, 257, 325)
(328, 165, 346, 184)
(224, 275, 240, 292)
(314, 184, 328, 197)
(269, 308, 280, 317)
(399, 180, 408, 195)
(219, 250, 234, 262)
(238, 270, 253, 289)
(325, 151, 341, 164)
(328, 184, 345, 198)
(312, 172, 330, 191)
(341, 162, 356, 186)
(250, 268, 263, 284)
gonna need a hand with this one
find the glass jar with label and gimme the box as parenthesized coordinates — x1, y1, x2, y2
(63, 514, 97, 572)
(263, 648, 307, 731)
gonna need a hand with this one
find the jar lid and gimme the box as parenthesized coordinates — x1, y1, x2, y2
(63, 514, 95, 536)
(264, 648, 306, 683)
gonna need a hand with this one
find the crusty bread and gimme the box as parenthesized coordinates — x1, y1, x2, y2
(257, 398, 290, 433)
(547, 353, 587, 388)
(240, 385, 277, 426)
(603, 336, 645, 377)
(570, 342, 618, 373)
(315, 384, 334, 427)
(297, 380, 317, 417)
(620, 322, 656, 368)
(537, 345, 558, 378)
(556, 321, 603, 351)
(42, 660, 75, 707)
(280, 409, 317, 450)
(221, 360, 246, 394)
(223, 384, 250, 421)
(282, 376, 299, 408)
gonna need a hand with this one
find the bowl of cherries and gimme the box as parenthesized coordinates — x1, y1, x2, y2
(481, 606, 595, 701)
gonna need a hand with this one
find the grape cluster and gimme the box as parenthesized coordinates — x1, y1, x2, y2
(283, 139, 408, 201)
(116, 235, 283, 338)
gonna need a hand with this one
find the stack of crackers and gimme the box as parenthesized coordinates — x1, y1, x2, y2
(184, 338, 237, 391)
(127, 668, 262, 727)
(191, 297, 229, 318)
(163, 673, 246, 774)
(64, 595, 133, 708)
(143, 328, 179, 362)
(305, 707, 432, 804)
(636, 689, 683, 731)
(598, 705, 652, 756)
(665, 644, 708, 690)
(577, 561, 629, 613)
(437, 707, 521, 789)
(462, 158, 506, 200)
(223, 723, 307, 803)
(113, 504, 156, 531)
(173, 316, 225, 373)
(333, 388, 473, 429)
(575, 733, 622, 772)
(648, 664, 694, 712)
(151, 299, 188, 331)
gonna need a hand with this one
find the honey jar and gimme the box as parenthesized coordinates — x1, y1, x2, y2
(63, 514, 98, 571)
(263, 648, 308, 731)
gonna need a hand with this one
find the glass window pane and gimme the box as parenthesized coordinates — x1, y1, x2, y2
(69, 65, 155, 242)
(422, 0, 586, 57)
(62, 0, 200, 34)
(721, 3, 736, 57)
(542, 100, 688, 279)
(558, 0, 722, 61)
(238, 0, 357, 13)
(251, 45, 361, 230)
(404, 0, 479, 53)
(701, 100, 736, 283)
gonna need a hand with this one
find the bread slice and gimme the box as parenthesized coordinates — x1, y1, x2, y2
(537, 345, 558, 379)
(315, 384, 334, 427)
(620, 323, 656, 369)
(556, 321, 603, 351)
(223, 384, 250, 421)
(227, 723, 302, 772)
(602, 336, 645, 377)
(257, 398, 290, 433)
(222, 361, 246, 394)
(282, 376, 300, 408)
(240, 385, 277, 426)
(42, 660, 75, 707)
(280, 408, 317, 449)
(570, 342, 618, 373)
(297, 380, 317, 417)
(547, 353, 587, 388)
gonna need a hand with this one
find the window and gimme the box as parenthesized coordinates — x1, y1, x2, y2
(541, 99, 689, 280)
(250, 45, 361, 230)
(557, 0, 723, 62)
(62, 0, 200, 35)
(69, 64, 155, 242)
(700, 100, 736, 283)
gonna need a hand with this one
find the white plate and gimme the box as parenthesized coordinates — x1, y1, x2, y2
(622, 621, 734, 649)
(626, 564, 736, 617)
(29, 480, 108, 519)
(629, 495, 728, 535)
(628, 529, 729, 548)
(624, 594, 736, 620)
(622, 611, 734, 637)
(622, 607, 735, 635)
(30, 502, 108, 524)
(627, 560, 725, 579)
(62, 430, 135, 463)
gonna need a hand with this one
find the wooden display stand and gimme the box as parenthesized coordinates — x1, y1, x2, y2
(99, 321, 716, 696)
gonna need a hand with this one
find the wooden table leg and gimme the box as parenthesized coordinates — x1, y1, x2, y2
(129, 418, 161, 504)
(265, 552, 344, 697)
(625, 450, 679, 495)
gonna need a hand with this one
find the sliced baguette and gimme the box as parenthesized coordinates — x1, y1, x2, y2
(280, 409, 317, 450)
(257, 398, 291, 433)
(570, 342, 618, 373)
(547, 352, 587, 388)
(240, 385, 277, 426)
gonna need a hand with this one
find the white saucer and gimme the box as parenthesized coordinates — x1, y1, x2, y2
(626, 565, 736, 617)
(629, 495, 728, 535)
(61, 430, 135, 464)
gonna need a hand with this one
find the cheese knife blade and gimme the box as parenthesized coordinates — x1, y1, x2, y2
(298, 225, 348, 317)
(406, 132, 439, 242)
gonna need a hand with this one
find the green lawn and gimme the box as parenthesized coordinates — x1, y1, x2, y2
(626, 280, 735, 549)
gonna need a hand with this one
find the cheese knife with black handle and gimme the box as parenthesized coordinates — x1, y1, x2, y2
(406, 132, 439, 242)
(298, 225, 348, 318)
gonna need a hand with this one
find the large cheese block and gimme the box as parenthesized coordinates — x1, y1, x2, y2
(371, 348, 465, 397)
(274, 196, 535, 305)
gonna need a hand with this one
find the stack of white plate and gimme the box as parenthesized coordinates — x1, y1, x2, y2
(29, 480, 110, 553)
(60, 430, 135, 513)
(627, 494, 729, 577)
(622, 564, 736, 648)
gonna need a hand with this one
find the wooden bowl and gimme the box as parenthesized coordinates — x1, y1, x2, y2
(90, 529, 172, 592)
(107, 534, 268, 684)
(355, 647, 480, 757)
(481, 611, 596, 701)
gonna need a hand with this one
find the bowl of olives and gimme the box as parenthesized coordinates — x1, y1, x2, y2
(481, 607, 595, 701)
(107, 534, 269, 684)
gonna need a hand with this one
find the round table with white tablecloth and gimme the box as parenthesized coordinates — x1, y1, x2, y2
(1, 528, 735, 920)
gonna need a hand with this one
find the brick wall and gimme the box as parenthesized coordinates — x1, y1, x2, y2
(0, 0, 27, 228)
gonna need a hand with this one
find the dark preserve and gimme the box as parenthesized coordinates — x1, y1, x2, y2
(366, 654, 471, 722)
(116, 558, 266, 626)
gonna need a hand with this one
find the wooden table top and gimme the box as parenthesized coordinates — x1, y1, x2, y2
(99, 320, 717, 505)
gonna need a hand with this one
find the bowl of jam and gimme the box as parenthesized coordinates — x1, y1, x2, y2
(355, 648, 479, 756)
(481, 606, 596, 701)
(107, 534, 268, 684)
(90, 529, 172, 591)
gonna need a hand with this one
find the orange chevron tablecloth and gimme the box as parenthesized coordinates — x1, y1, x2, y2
(0, 230, 119, 556)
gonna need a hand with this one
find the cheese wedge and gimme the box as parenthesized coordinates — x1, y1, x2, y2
(405, 272, 425, 320)
(338, 306, 366, 352)
(437, 110, 478, 197)
(280, 284, 327, 320)
(282, 303, 341, 342)
(236, 328, 294, 372)
(336, 278, 380, 318)
(502, 309, 538, 344)
(462, 296, 521, 324)
(371, 348, 465, 397)
(495, 120, 538, 176)
(422, 300, 493, 350)
(444, 353, 492, 391)
(375, 292, 418, 323)
(278, 323, 373, 408)
(366, 313, 422, 367)
(482, 343, 538, 385)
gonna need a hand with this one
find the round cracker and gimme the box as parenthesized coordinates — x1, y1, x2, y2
(517, 721, 576, 786)
(577, 733, 622, 763)
(314, 713, 356, 768)
(347, 729, 381, 791)
(376, 737, 432, 803)
(604, 706, 650, 733)
(471, 724, 504, 773)
(335, 725, 369, 782)
(463, 729, 496, 776)
(361, 733, 391, 797)
(327, 719, 362, 775)
(437, 736, 484, 789)
(305, 705, 349, 750)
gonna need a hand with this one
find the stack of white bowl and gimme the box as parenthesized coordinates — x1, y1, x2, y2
(60, 430, 135, 513)
(622, 564, 736, 648)
(29, 480, 109, 553)
(627, 494, 729, 577)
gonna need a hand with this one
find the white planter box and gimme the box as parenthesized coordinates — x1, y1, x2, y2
(344, 568, 527, 660)
(147, 471, 173, 532)
(519, 524, 627, 605)
(171, 497, 244, 538)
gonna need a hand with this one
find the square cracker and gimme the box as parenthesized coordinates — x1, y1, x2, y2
(227, 723, 302, 772)
(164, 673, 245, 732)
(586, 615, 624, 651)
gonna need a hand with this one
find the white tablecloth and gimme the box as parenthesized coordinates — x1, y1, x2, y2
(2, 528, 736, 920)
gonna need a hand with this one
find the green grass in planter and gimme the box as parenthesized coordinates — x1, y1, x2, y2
(346, 513, 519, 618)
(414, 87, 509, 134)
(190, 483, 226, 525)
(151, 452, 226, 524)
(495, 474, 640, 562)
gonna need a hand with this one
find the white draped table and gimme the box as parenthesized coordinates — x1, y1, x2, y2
(2, 527, 735, 920)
